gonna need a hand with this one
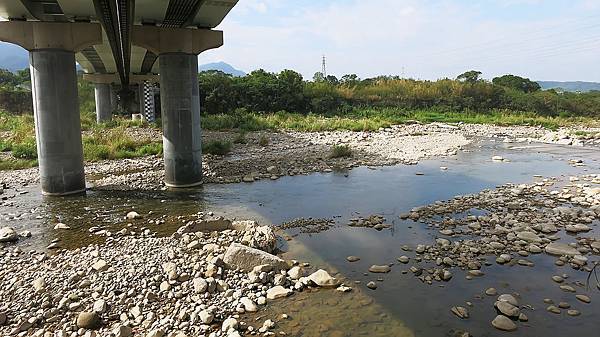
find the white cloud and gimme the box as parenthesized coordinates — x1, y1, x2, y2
(202, 0, 600, 81)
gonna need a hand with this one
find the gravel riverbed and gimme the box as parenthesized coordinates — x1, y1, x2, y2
(1, 122, 584, 191)
(0, 216, 349, 337)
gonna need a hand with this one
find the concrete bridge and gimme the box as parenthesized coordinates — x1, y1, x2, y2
(0, 0, 238, 195)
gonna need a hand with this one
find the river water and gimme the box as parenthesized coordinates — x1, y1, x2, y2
(1, 139, 599, 336)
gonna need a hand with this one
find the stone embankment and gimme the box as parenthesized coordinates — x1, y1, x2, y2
(0, 217, 347, 337)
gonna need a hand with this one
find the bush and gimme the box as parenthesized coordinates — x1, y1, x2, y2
(329, 144, 352, 158)
(11, 142, 37, 159)
(233, 131, 247, 144)
(258, 135, 269, 147)
(203, 140, 232, 155)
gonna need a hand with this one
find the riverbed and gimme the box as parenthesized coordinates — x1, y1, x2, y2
(1, 139, 599, 337)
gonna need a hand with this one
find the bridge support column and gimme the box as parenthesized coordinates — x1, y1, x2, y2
(159, 53, 202, 187)
(94, 83, 112, 123)
(30, 49, 86, 195)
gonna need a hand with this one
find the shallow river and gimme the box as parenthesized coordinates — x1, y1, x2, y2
(1, 140, 599, 337)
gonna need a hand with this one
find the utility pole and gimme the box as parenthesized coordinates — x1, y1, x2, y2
(322, 55, 327, 78)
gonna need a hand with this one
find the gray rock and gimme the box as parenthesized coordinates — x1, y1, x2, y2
(223, 243, 287, 272)
(368, 265, 391, 273)
(485, 288, 497, 296)
(547, 305, 561, 314)
(491, 315, 517, 331)
(575, 294, 591, 303)
(199, 310, 214, 324)
(451, 306, 469, 319)
(346, 256, 360, 262)
(397, 256, 410, 264)
(76, 312, 101, 329)
(92, 259, 109, 272)
(0, 227, 18, 242)
(221, 317, 238, 332)
(126, 211, 141, 219)
(54, 223, 71, 230)
(495, 301, 519, 317)
(367, 281, 378, 290)
(193, 278, 208, 293)
(266, 285, 292, 299)
(240, 297, 258, 312)
(308, 269, 340, 287)
(497, 294, 519, 306)
(113, 325, 132, 337)
(545, 242, 580, 256)
(32, 277, 46, 293)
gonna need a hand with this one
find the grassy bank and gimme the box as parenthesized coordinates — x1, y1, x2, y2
(202, 108, 598, 132)
(0, 110, 163, 170)
(1, 108, 597, 171)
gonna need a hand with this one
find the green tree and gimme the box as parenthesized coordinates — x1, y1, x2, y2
(313, 72, 325, 82)
(492, 74, 541, 93)
(457, 70, 483, 84)
(0, 68, 18, 87)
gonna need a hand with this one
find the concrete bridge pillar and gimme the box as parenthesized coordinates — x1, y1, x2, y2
(159, 53, 202, 187)
(94, 83, 112, 123)
(132, 26, 223, 188)
(30, 49, 86, 195)
(0, 22, 102, 195)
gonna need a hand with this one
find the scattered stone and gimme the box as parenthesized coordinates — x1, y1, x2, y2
(92, 259, 109, 272)
(485, 288, 498, 296)
(125, 211, 141, 219)
(54, 223, 71, 230)
(346, 256, 360, 262)
(397, 256, 410, 264)
(451, 306, 469, 319)
(0, 227, 18, 242)
(266, 286, 292, 300)
(308, 269, 340, 287)
(491, 315, 517, 331)
(366, 281, 378, 290)
(368, 265, 391, 273)
(76, 312, 101, 329)
(547, 305, 561, 314)
(575, 294, 591, 304)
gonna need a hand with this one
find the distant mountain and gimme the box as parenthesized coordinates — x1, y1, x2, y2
(538, 81, 600, 92)
(0, 42, 28, 71)
(199, 61, 246, 76)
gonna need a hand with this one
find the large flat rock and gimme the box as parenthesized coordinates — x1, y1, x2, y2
(545, 242, 580, 256)
(223, 243, 287, 272)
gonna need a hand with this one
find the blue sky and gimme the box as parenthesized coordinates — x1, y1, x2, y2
(202, 0, 600, 81)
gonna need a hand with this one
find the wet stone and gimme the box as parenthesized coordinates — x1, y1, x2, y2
(368, 265, 391, 273)
(558, 302, 570, 309)
(485, 288, 498, 296)
(491, 315, 517, 332)
(575, 295, 591, 304)
(451, 306, 469, 319)
(547, 305, 561, 314)
(346, 256, 360, 262)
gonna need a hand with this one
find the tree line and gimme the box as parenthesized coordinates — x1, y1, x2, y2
(2, 66, 600, 118)
(198, 69, 600, 117)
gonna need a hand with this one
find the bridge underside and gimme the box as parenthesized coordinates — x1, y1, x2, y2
(0, 0, 238, 195)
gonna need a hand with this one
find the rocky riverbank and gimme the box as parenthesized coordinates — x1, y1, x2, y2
(0, 216, 350, 337)
(392, 174, 599, 333)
